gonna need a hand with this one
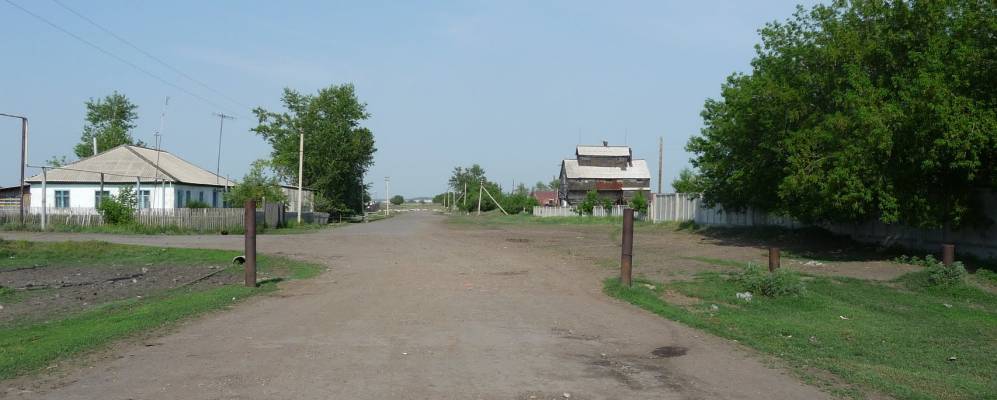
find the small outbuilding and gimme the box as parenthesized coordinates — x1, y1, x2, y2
(559, 142, 651, 205)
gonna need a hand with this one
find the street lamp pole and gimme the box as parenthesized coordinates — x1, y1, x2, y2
(384, 176, 390, 216)
(0, 113, 27, 225)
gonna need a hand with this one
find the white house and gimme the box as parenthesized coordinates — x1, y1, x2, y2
(25, 145, 235, 209)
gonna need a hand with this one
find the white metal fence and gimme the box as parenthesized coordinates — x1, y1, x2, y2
(648, 193, 997, 258)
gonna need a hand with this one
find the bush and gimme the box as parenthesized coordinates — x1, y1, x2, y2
(731, 264, 806, 297)
(96, 188, 136, 225)
(186, 200, 210, 209)
(629, 191, 648, 213)
(390, 195, 404, 205)
(501, 193, 539, 214)
(578, 190, 599, 215)
(896, 254, 967, 287)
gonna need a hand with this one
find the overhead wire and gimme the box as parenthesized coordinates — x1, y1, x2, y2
(3, 0, 243, 118)
(49, 0, 251, 111)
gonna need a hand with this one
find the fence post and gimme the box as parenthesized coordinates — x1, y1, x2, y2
(621, 208, 634, 287)
(942, 244, 955, 266)
(244, 200, 257, 287)
(768, 247, 780, 272)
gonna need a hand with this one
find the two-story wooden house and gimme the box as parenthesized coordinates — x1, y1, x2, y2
(558, 142, 651, 205)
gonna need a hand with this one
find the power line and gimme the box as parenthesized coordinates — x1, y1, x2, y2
(50, 0, 251, 111)
(3, 0, 241, 117)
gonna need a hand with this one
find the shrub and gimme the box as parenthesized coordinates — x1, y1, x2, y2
(896, 254, 967, 287)
(629, 191, 648, 213)
(501, 193, 539, 214)
(578, 191, 599, 215)
(96, 188, 136, 225)
(390, 195, 404, 205)
(186, 200, 210, 209)
(731, 264, 805, 297)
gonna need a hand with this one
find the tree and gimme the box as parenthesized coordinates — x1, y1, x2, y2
(74, 92, 143, 158)
(46, 155, 70, 167)
(390, 195, 404, 205)
(226, 160, 287, 207)
(671, 167, 704, 193)
(514, 183, 529, 196)
(578, 190, 600, 215)
(252, 84, 376, 215)
(533, 181, 550, 192)
(549, 178, 561, 191)
(687, 1, 997, 229)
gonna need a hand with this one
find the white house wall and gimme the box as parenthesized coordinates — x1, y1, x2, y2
(29, 183, 229, 209)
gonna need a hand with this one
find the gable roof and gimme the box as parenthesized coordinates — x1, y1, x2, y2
(26, 145, 234, 186)
(562, 159, 651, 180)
(576, 145, 631, 157)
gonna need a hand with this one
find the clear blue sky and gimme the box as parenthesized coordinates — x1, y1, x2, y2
(0, 0, 818, 198)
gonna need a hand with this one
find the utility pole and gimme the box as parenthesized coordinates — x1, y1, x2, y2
(92, 136, 98, 155)
(384, 176, 390, 216)
(212, 112, 234, 185)
(477, 179, 483, 216)
(297, 130, 304, 223)
(658, 136, 663, 194)
(0, 113, 27, 225)
(463, 182, 467, 208)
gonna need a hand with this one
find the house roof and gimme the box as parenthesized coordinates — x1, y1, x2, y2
(26, 145, 235, 186)
(576, 145, 631, 157)
(562, 159, 651, 180)
(532, 190, 557, 204)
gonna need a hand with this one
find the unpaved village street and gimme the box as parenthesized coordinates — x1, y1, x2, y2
(1, 212, 827, 399)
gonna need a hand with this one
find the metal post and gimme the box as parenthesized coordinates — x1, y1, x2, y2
(297, 131, 304, 223)
(93, 136, 98, 156)
(768, 247, 780, 272)
(621, 208, 634, 287)
(41, 167, 47, 230)
(212, 112, 234, 185)
(19, 118, 27, 225)
(384, 176, 390, 216)
(244, 199, 257, 287)
(942, 244, 955, 266)
(658, 136, 663, 194)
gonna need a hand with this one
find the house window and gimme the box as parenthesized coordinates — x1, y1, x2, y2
(175, 189, 184, 208)
(199, 191, 204, 203)
(185, 191, 191, 207)
(55, 190, 70, 208)
(94, 190, 110, 207)
(212, 191, 219, 208)
(139, 190, 151, 209)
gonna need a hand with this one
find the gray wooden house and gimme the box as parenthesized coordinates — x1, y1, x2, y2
(558, 142, 651, 205)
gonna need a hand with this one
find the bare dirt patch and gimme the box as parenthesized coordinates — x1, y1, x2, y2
(0, 264, 238, 327)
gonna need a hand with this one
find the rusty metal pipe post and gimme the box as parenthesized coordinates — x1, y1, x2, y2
(942, 244, 955, 267)
(244, 200, 257, 287)
(768, 247, 780, 273)
(621, 208, 634, 287)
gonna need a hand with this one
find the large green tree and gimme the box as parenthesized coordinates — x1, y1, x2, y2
(688, 0, 997, 229)
(226, 159, 287, 207)
(74, 91, 143, 158)
(252, 84, 376, 214)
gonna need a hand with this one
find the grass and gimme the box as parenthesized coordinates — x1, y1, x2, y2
(0, 240, 323, 380)
(605, 271, 997, 399)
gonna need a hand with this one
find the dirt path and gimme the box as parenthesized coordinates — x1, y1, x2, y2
(1, 213, 828, 399)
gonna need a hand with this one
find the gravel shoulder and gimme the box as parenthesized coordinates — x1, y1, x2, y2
(1, 213, 829, 399)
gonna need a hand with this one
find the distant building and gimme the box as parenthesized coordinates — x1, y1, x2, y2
(0, 185, 29, 208)
(559, 142, 651, 205)
(25, 145, 235, 209)
(280, 185, 316, 213)
(531, 190, 558, 207)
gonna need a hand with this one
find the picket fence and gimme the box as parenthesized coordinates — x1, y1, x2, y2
(0, 207, 247, 231)
(533, 205, 647, 220)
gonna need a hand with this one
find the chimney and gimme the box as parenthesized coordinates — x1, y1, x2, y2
(602, 140, 608, 147)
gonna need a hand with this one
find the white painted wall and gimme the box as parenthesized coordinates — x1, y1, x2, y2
(28, 183, 228, 209)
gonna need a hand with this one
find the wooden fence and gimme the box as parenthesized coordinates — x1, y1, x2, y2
(0, 207, 247, 231)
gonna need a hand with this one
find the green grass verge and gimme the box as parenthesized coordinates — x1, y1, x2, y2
(0, 221, 332, 236)
(449, 213, 655, 226)
(0, 240, 323, 380)
(604, 273, 997, 400)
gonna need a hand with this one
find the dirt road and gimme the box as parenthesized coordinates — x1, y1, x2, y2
(2, 213, 828, 399)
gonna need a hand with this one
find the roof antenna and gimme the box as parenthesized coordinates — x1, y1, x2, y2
(153, 96, 169, 179)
